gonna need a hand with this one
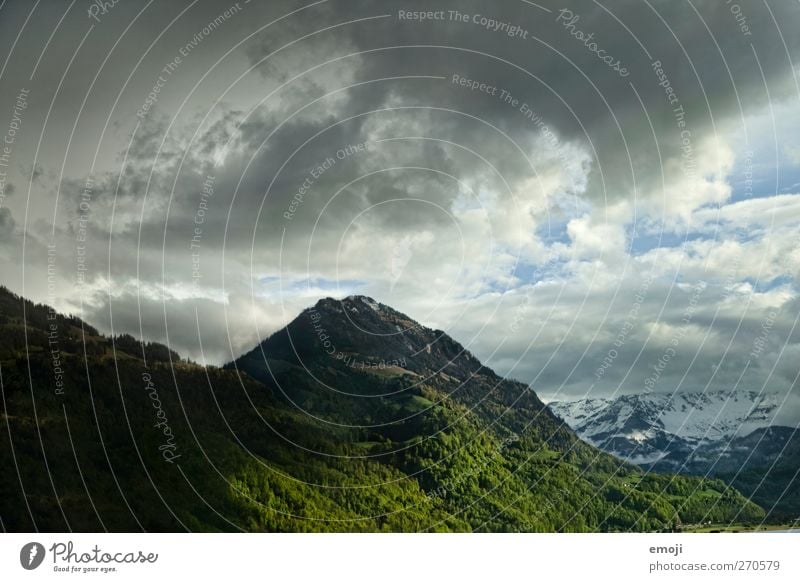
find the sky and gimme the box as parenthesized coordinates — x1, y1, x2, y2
(0, 0, 799, 420)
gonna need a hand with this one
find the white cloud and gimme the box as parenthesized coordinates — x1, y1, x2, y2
(640, 136, 735, 229)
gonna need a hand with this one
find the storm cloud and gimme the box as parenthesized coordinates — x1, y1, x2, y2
(0, 0, 799, 419)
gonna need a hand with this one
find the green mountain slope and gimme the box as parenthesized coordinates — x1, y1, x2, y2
(712, 427, 800, 520)
(0, 288, 764, 531)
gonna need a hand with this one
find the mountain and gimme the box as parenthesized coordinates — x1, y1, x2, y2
(715, 427, 800, 518)
(549, 391, 780, 465)
(549, 392, 799, 517)
(1, 287, 766, 531)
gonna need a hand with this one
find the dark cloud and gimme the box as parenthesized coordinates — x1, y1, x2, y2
(0, 0, 798, 419)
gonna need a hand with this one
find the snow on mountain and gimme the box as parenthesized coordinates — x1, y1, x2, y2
(548, 391, 782, 470)
(546, 397, 612, 429)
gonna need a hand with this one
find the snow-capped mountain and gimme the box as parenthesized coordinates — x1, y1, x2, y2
(548, 391, 782, 469)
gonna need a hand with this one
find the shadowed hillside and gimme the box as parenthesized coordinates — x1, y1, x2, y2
(1, 288, 765, 531)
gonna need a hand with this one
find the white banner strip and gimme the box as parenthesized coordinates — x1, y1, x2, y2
(1, 532, 798, 581)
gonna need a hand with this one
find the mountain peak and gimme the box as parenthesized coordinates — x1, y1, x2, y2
(232, 294, 572, 442)
(246, 295, 482, 381)
(343, 294, 379, 304)
(313, 294, 386, 315)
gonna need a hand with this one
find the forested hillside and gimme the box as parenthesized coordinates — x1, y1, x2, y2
(0, 288, 764, 531)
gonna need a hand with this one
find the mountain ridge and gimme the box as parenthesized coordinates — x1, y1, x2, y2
(549, 390, 783, 465)
(1, 286, 767, 531)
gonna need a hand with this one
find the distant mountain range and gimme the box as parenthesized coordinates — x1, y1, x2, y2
(548, 391, 781, 465)
(549, 392, 800, 516)
(0, 287, 770, 531)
